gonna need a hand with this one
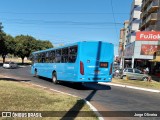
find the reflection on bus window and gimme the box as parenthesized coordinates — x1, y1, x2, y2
(68, 46, 77, 63)
(55, 49, 61, 63)
(62, 48, 69, 63)
(32, 45, 78, 63)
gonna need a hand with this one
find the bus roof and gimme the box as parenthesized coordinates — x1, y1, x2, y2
(32, 41, 113, 54)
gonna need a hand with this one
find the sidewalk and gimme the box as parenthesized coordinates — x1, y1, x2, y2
(100, 82, 160, 93)
(99, 78, 160, 93)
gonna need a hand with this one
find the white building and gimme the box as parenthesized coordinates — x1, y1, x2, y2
(127, 0, 142, 44)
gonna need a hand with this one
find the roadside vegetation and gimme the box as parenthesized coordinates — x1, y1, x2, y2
(0, 81, 97, 120)
(0, 57, 31, 65)
(112, 78, 160, 90)
(0, 22, 53, 64)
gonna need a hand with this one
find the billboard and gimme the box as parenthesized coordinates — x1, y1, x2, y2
(136, 31, 160, 41)
(141, 44, 160, 55)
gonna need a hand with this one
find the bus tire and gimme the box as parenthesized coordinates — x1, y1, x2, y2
(52, 72, 58, 84)
(34, 69, 37, 77)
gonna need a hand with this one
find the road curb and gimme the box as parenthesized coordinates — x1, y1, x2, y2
(100, 82, 160, 93)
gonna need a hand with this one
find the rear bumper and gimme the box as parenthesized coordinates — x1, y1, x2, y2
(3, 65, 10, 68)
(77, 76, 112, 82)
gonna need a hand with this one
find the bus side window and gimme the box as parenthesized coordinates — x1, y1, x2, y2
(50, 50, 55, 63)
(45, 52, 51, 63)
(69, 46, 77, 63)
(38, 53, 42, 63)
(55, 49, 61, 63)
(34, 54, 37, 63)
(41, 52, 46, 63)
(69, 46, 77, 55)
(29, 54, 34, 64)
(62, 48, 69, 63)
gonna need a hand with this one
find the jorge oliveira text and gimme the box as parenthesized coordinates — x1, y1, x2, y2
(134, 112, 158, 117)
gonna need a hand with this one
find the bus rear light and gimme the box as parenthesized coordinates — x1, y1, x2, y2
(80, 61, 84, 75)
(109, 63, 113, 75)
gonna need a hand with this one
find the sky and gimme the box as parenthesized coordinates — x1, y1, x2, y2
(0, 0, 132, 55)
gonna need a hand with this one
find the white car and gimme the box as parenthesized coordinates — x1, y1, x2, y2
(3, 62, 18, 69)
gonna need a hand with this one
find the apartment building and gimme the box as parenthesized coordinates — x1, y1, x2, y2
(118, 21, 129, 68)
(137, 0, 160, 74)
(127, 0, 142, 44)
(119, 21, 129, 56)
(122, 0, 160, 74)
(139, 0, 160, 31)
(118, 0, 142, 69)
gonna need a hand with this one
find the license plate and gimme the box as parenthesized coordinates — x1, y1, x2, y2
(100, 62, 108, 68)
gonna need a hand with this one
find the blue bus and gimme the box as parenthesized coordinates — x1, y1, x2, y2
(31, 41, 114, 84)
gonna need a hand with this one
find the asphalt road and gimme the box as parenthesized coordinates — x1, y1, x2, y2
(0, 66, 160, 120)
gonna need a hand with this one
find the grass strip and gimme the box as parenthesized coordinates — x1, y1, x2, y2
(0, 81, 98, 120)
(112, 78, 160, 90)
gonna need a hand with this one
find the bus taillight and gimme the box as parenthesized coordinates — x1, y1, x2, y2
(109, 63, 113, 75)
(80, 61, 84, 75)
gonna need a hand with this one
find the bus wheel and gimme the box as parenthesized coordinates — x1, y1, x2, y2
(34, 69, 37, 77)
(52, 72, 58, 84)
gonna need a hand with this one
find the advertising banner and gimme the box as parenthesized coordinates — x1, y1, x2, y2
(140, 44, 160, 55)
(136, 31, 160, 41)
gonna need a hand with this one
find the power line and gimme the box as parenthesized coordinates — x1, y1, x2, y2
(1, 18, 123, 26)
(0, 12, 130, 15)
(110, 0, 119, 40)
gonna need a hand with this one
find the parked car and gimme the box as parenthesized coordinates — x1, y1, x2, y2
(3, 62, 18, 69)
(119, 68, 149, 81)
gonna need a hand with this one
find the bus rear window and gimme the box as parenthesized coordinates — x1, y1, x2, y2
(81, 42, 113, 59)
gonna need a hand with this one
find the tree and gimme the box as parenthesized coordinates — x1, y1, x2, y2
(15, 35, 37, 63)
(3, 34, 15, 54)
(0, 22, 7, 63)
(35, 40, 53, 51)
(14, 35, 53, 63)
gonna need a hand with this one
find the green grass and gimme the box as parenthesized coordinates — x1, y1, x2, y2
(0, 81, 98, 120)
(112, 78, 160, 90)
